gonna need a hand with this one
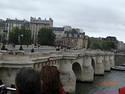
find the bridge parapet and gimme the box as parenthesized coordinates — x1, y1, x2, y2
(62, 53, 81, 59)
(85, 50, 114, 56)
(0, 54, 34, 68)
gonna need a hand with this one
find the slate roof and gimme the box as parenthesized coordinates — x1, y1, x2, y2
(53, 27, 64, 32)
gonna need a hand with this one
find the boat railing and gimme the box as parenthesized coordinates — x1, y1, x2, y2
(0, 84, 16, 94)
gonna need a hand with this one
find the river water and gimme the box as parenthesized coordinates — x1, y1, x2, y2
(76, 70, 125, 94)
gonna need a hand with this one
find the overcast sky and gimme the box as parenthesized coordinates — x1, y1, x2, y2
(0, 0, 125, 42)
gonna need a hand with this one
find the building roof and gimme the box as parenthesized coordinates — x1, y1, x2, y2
(6, 18, 29, 24)
(30, 17, 53, 24)
(53, 27, 64, 32)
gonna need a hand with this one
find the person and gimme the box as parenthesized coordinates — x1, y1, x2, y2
(41, 66, 66, 94)
(119, 87, 125, 94)
(31, 48, 34, 53)
(0, 80, 3, 85)
(15, 68, 42, 94)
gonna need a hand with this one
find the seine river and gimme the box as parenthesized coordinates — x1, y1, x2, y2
(76, 70, 125, 94)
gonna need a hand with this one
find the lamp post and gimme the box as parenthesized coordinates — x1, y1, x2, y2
(19, 34, 23, 50)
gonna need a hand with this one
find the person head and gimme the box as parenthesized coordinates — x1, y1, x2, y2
(0, 80, 3, 85)
(41, 66, 62, 94)
(15, 67, 42, 94)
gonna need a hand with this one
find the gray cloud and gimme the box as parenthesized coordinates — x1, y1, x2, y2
(0, 0, 125, 41)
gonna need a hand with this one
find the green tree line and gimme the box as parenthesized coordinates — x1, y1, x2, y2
(9, 27, 32, 45)
(88, 37, 117, 51)
(9, 27, 56, 46)
(38, 28, 55, 46)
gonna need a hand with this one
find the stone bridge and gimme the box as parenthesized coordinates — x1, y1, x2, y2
(0, 50, 115, 93)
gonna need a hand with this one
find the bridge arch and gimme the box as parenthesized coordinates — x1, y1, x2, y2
(72, 62, 82, 80)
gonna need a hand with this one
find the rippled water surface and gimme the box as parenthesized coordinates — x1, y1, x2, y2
(76, 71, 125, 94)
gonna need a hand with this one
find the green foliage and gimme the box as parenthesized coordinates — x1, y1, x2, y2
(102, 41, 116, 50)
(9, 27, 32, 45)
(88, 38, 101, 49)
(91, 42, 101, 49)
(88, 37, 117, 51)
(38, 28, 56, 45)
(19, 27, 32, 45)
(9, 27, 19, 44)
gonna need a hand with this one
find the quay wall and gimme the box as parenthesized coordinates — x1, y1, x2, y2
(115, 54, 125, 65)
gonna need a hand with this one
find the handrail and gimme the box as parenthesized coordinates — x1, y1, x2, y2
(0, 84, 16, 91)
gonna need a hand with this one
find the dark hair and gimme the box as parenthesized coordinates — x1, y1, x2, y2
(41, 66, 62, 94)
(15, 68, 42, 94)
(0, 80, 3, 85)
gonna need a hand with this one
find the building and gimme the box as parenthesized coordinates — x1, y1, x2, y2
(53, 26, 72, 39)
(77, 34, 89, 49)
(117, 41, 125, 50)
(0, 19, 6, 44)
(53, 27, 64, 39)
(53, 26, 88, 49)
(0, 17, 53, 44)
(53, 27, 64, 46)
(63, 28, 88, 49)
(0, 17, 89, 48)
(5, 18, 29, 41)
(30, 17, 53, 44)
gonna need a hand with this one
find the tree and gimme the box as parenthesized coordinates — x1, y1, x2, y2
(19, 27, 32, 45)
(88, 37, 117, 51)
(38, 28, 56, 46)
(9, 27, 20, 44)
(9, 27, 32, 45)
(91, 42, 101, 49)
(102, 41, 116, 50)
(88, 37, 101, 49)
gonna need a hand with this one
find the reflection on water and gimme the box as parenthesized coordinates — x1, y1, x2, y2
(76, 71, 125, 94)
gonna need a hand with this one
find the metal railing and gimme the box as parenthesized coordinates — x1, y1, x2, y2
(0, 84, 16, 94)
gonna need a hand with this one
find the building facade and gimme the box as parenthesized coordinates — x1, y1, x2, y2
(117, 41, 125, 50)
(53, 26, 88, 49)
(30, 17, 53, 44)
(0, 17, 53, 44)
(63, 29, 88, 49)
(0, 17, 89, 48)
(53, 27, 65, 46)
(5, 18, 29, 41)
(0, 19, 6, 43)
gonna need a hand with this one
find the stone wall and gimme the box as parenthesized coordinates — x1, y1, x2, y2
(115, 54, 125, 65)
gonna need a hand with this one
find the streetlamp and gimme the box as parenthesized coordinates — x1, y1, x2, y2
(19, 34, 24, 50)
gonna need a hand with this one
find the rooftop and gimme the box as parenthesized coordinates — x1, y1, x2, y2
(53, 27, 64, 32)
